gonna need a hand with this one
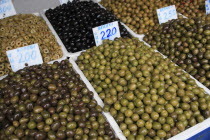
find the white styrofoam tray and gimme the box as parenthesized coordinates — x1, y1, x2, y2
(70, 38, 210, 140)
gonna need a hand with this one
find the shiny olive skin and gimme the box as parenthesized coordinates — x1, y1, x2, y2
(0, 60, 118, 140)
(77, 37, 210, 139)
(144, 15, 210, 89)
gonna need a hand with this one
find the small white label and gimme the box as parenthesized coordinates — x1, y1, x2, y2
(6, 44, 43, 72)
(206, 1, 210, 15)
(92, 21, 121, 46)
(0, 0, 16, 19)
(157, 5, 178, 24)
(59, 0, 68, 5)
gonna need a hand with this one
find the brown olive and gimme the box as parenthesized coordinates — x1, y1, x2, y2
(0, 60, 117, 139)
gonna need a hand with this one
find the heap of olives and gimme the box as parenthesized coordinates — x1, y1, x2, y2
(144, 16, 210, 89)
(100, 0, 169, 34)
(45, 0, 130, 53)
(0, 60, 118, 140)
(77, 38, 210, 139)
(167, 0, 206, 18)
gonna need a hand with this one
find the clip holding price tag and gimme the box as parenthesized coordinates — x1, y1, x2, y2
(92, 21, 121, 46)
(206, 1, 210, 15)
(6, 44, 43, 72)
(157, 5, 178, 24)
(0, 0, 16, 19)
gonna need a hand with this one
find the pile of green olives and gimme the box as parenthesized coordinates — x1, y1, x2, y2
(144, 15, 210, 89)
(0, 60, 118, 140)
(77, 38, 210, 139)
(100, 0, 169, 34)
(167, 0, 206, 18)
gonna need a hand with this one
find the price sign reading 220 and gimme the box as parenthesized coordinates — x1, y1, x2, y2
(157, 5, 178, 24)
(6, 43, 43, 72)
(92, 21, 121, 46)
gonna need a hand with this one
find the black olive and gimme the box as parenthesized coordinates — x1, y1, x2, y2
(45, 0, 131, 53)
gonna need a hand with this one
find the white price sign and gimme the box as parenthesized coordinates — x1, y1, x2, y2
(206, 1, 210, 15)
(59, 0, 68, 5)
(6, 44, 43, 72)
(0, 0, 16, 19)
(92, 21, 121, 46)
(157, 5, 178, 24)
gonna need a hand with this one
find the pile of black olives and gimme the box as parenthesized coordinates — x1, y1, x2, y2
(0, 60, 118, 140)
(45, 0, 130, 53)
(144, 16, 210, 89)
(77, 38, 210, 139)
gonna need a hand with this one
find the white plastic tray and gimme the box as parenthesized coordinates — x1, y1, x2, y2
(70, 38, 210, 140)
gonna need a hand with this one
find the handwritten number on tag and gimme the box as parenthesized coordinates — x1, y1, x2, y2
(101, 31, 105, 40)
(18, 51, 37, 63)
(100, 27, 117, 40)
(93, 21, 121, 46)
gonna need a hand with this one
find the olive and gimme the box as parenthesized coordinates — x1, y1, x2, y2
(144, 16, 210, 89)
(0, 60, 117, 139)
(77, 37, 210, 139)
(0, 14, 63, 77)
(100, 0, 169, 34)
(45, 0, 130, 53)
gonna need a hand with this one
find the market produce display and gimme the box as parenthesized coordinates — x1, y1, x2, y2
(0, 60, 118, 140)
(77, 37, 210, 139)
(45, 0, 130, 53)
(100, 0, 169, 34)
(0, 14, 63, 77)
(144, 15, 210, 89)
(167, 0, 206, 18)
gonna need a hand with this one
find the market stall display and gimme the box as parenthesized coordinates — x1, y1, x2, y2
(45, 0, 131, 53)
(167, 0, 206, 18)
(0, 0, 210, 139)
(0, 14, 63, 77)
(0, 60, 118, 140)
(144, 15, 210, 89)
(100, 0, 169, 34)
(76, 37, 210, 139)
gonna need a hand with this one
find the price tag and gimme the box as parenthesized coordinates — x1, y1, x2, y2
(0, 0, 16, 19)
(206, 1, 210, 15)
(92, 21, 121, 46)
(6, 44, 43, 72)
(59, 0, 68, 5)
(157, 5, 178, 24)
